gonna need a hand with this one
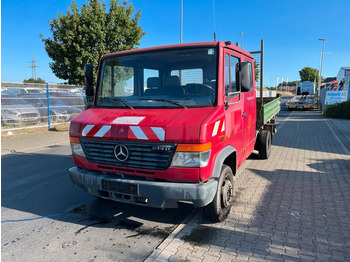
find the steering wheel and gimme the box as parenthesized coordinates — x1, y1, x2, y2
(186, 83, 215, 95)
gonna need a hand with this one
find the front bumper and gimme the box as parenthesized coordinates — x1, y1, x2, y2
(69, 167, 218, 208)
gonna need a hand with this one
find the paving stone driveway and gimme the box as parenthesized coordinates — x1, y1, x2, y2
(150, 111, 350, 262)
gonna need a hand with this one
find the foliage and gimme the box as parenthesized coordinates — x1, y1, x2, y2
(23, 78, 46, 84)
(324, 101, 350, 119)
(40, 0, 145, 85)
(254, 61, 260, 82)
(278, 80, 298, 87)
(299, 67, 322, 86)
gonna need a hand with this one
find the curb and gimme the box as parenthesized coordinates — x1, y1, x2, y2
(144, 209, 203, 262)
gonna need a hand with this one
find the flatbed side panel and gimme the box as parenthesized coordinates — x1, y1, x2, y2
(263, 97, 281, 124)
(256, 97, 281, 129)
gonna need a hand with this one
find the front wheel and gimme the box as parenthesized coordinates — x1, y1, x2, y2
(204, 164, 234, 222)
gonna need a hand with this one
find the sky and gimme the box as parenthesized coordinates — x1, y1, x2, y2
(2, 0, 350, 86)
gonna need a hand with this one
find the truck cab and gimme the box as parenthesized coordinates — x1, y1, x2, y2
(69, 41, 277, 222)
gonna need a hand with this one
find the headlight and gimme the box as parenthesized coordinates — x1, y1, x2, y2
(57, 109, 68, 114)
(3, 109, 19, 115)
(171, 142, 211, 168)
(70, 137, 85, 157)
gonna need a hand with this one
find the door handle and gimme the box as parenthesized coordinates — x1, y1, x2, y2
(242, 112, 247, 117)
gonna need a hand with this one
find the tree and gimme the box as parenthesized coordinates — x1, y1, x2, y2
(299, 67, 321, 85)
(254, 61, 260, 82)
(23, 78, 46, 84)
(40, 0, 145, 85)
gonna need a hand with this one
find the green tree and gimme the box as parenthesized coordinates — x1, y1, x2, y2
(23, 78, 46, 84)
(40, 0, 145, 85)
(254, 61, 260, 82)
(299, 67, 321, 85)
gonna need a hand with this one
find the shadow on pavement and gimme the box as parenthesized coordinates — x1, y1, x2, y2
(1, 152, 194, 233)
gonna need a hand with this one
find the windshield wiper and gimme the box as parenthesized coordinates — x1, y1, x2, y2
(138, 98, 187, 109)
(105, 98, 134, 109)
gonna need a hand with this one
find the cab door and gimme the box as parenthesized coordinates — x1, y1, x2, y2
(241, 60, 256, 158)
(223, 51, 245, 167)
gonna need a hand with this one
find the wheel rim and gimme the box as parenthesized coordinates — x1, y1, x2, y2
(221, 177, 233, 208)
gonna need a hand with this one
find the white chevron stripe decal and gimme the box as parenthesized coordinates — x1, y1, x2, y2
(94, 125, 111, 137)
(82, 124, 95, 136)
(151, 127, 165, 141)
(221, 120, 225, 132)
(130, 126, 148, 140)
(212, 121, 220, 136)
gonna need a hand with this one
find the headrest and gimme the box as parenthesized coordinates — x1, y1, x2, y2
(165, 76, 180, 87)
(147, 77, 160, 88)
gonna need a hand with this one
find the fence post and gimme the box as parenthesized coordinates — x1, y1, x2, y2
(46, 83, 51, 130)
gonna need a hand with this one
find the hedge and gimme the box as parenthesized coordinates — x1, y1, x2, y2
(324, 101, 350, 119)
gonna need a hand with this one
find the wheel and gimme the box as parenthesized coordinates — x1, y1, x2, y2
(204, 164, 234, 222)
(258, 130, 272, 159)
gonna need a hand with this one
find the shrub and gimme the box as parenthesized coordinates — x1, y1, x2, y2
(325, 101, 350, 119)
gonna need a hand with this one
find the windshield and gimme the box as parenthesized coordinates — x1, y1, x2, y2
(96, 47, 218, 108)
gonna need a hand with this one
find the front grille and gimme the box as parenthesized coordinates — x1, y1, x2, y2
(80, 138, 176, 170)
(21, 113, 39, 118)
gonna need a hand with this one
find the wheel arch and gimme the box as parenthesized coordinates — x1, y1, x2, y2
(212, 145, 237, 179)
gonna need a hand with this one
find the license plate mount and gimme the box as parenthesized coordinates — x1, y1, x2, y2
(102, 180, 139, 195)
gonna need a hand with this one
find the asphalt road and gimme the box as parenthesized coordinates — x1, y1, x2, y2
(1, 145, 193, 262)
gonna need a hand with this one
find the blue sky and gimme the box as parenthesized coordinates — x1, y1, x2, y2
(2, 0, 350, 86)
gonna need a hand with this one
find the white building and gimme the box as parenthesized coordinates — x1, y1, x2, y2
(336, 67, 350, 81)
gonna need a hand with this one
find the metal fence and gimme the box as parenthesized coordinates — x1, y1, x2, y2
(1, 82, 86, 131)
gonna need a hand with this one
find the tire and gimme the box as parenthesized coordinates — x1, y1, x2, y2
(258, 130, 272, 159)
(204, 164, 234, 222)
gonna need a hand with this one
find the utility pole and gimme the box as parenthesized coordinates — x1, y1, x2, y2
(318, 39, 325, 104)
(213, 0, 216, 41)
(239, 32, 243, 48)
(30, 53, 38, 79)
(180, 0, 183, 43)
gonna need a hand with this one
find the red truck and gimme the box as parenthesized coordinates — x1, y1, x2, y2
(69, 40, 280, 222)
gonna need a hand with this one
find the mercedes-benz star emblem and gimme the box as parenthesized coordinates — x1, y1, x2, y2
(114, 145, 129, 161)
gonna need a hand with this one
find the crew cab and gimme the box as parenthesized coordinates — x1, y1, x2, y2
(69, 41, 280, 221)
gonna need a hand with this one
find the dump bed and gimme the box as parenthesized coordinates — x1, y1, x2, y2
(256, 96, 281, 129)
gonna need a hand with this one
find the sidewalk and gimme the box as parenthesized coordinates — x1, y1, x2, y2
(1, 129, 69, 155)
(327, 117, 350, 153)
(147, 111, 350, 262)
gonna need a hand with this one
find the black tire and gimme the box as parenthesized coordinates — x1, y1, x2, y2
(204, 164, 234, 222)
(258, 130, 272, 159)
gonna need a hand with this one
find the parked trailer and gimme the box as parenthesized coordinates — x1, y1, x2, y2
(68, 40, 280, 222)
(286, 95, 317, 110)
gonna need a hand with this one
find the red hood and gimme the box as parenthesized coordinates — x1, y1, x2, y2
(70, 107, 214, 143)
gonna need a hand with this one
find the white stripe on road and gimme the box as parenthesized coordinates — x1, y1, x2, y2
(130, 126, 148, 140)
(94, 125, 111, 137)
(151, 127, 165, 141)
(82, 124, 95, 136)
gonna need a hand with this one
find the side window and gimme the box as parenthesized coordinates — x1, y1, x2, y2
(225, 54, 230, 94)
(144, 69, 159, 91)
(224, 53, 240, 98)
(99, 65, 134, 98)
(230, 56, 239, 92)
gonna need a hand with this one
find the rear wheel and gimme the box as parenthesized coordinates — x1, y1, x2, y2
(204, 164, 234, 222)
(258, 130, 272, 159)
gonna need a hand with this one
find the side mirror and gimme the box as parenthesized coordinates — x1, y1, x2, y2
(241, 62, 252, 92)
(84, 64, 94, 97)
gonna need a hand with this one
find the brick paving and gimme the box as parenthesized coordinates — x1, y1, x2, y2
(148, 111, 350, 262)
